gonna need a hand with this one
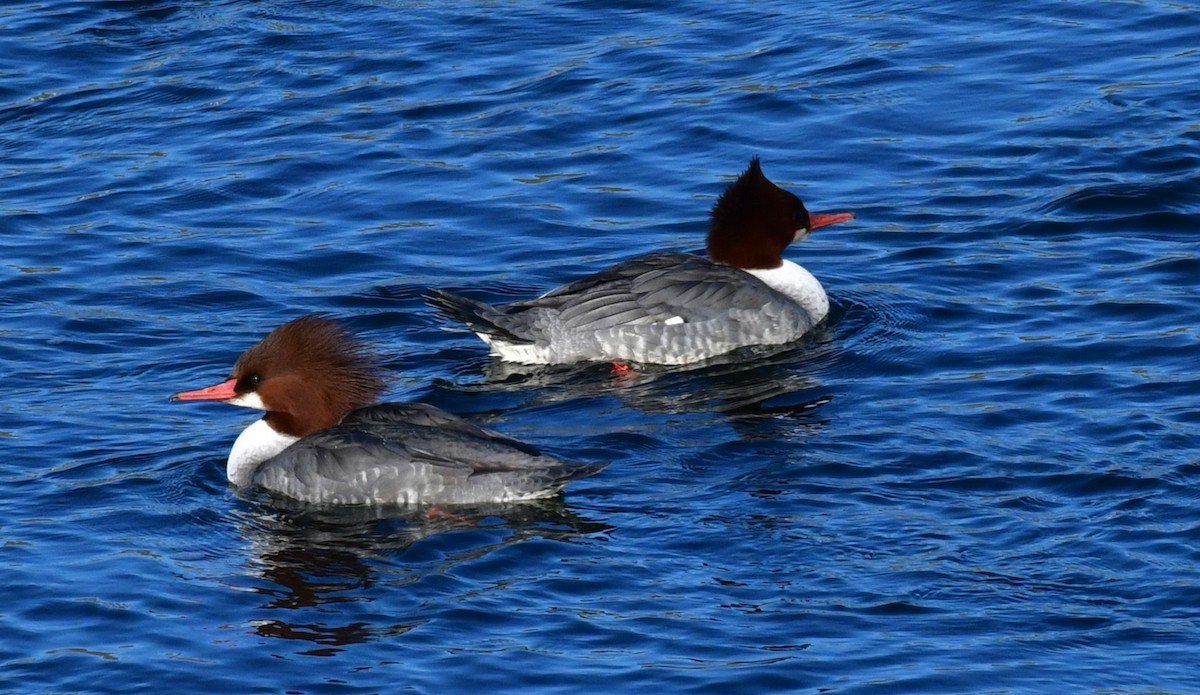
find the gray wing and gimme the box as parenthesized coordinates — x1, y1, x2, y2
(253, 403, 602, 506)
(495, 251, 797, 334)
(536, 253, 819, 363)
(426, 252, 708, 343)
(425, 251, 814, 363)
(541, 253, 797, 332)
(342, 402, 543, 457)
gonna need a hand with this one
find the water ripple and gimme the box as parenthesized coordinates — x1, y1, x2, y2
(2, 0, 1199, 692)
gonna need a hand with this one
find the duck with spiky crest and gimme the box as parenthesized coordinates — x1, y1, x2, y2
(425, 158, 853, 366)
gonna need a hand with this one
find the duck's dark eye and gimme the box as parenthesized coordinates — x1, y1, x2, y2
(248, 374, 263, 387)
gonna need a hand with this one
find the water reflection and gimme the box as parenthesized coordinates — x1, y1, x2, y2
(252, 619, 386, 657)
(417, 296, 900, 448)
(431, 328, 837, 438)
(232, 495, 608, 652)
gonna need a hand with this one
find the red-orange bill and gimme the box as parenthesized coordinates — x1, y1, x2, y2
(810, 211, 855, 230)
(170, 377, 237, 402)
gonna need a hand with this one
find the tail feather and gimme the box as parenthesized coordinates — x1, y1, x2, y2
(537, 461, 606, 497)
(424, 288, 531, 344)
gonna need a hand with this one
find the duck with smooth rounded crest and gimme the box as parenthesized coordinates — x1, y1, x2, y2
(170, 315, 603, 506)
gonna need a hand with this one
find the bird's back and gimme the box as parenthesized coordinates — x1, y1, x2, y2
(253, 403, 602, 506)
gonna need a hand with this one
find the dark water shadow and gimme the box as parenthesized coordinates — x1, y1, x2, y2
(421, 303, 876, 443)
(230, 494, 608, 654)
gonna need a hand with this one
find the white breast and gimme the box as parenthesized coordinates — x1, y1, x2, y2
(746, 259, 829, 323)
(226, 418, 299, 487)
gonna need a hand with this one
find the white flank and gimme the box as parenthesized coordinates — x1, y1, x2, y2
(480, 333, 553, 364)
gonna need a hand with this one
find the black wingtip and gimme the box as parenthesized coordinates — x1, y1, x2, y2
(423, 288, 477, 328)
(575, 461, 607, 479)
(423, 288, 529, 344)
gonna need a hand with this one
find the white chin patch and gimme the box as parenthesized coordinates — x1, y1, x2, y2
(228, 391, 266, 410)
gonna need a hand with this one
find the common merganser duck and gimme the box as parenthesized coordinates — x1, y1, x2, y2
(425, 157, 854, 366)
(169, 315, 602, 506)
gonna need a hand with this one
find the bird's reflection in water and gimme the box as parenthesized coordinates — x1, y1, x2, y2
(232, 494, 608, 654)
(433, 329, 838, 441)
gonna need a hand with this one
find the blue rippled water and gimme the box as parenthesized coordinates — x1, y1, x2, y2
(2, 1, 1198, 693)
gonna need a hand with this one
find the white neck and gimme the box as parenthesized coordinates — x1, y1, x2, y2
(746, 259, 829, 323)
(226, 418, 299, 487)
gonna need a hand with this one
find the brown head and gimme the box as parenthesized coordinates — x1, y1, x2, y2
(170, 315, 387, 438)
(706, 157, 854, 269)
